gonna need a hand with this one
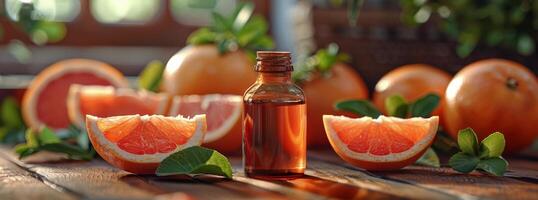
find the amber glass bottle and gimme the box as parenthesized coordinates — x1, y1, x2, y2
(243, 51, 306, 179)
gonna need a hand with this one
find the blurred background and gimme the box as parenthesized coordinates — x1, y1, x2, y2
(1, 0, 537, 90)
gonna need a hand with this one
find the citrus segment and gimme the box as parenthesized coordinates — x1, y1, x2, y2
(67, 85, 169, 127)
(86, 114, 206, 174)
(22, 59, 128, 130)
(168, 94, 242, 153)
(323, 115, 438, 170)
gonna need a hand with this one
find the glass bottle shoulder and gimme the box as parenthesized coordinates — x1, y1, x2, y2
(243, 82, 305, 104)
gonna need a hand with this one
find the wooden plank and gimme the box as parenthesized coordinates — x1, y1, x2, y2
(306, 160, 463, 200)
(0, 155, 76, 200)
(310, 150, 538, 200)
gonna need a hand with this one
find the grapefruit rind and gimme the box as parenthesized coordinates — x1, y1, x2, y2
(86, 114, 206, 163)
(23, 59, 129, 130)
(68, 85, 170, 127)
(323, 115, 438, 163)
(168, 94, 242, 144)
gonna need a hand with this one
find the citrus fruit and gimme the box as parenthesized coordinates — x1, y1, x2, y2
(444, 59, 538, 154)
(168, 94, 242, 154)
(86, 114, 206, 174)
(302, 63, 368, 148)
(373, 64, 451, 118)
(67, 85, 170, 127)
(22, 59, 129, 130)
(162, 45, 256, 95)
(323, 115, 439, 170)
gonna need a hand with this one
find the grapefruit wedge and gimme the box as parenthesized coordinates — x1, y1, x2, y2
(68, 85, 169, 127)
(86, 114, 206, 174)
(22, 59, 129, 130)
(168, 94, 242, 153)
(323, 115, 438, 170)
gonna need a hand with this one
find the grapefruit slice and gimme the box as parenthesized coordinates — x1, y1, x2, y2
(22, 59, 129, 130)
(168, 94, 242, 153)
(323, 115, 438, 170)
(86, 114, 206, 174)
(67, 85, 169, 127)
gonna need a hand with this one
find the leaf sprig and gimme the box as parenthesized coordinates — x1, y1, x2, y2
(187, 3, 274, 55)
(293, 43, 351, 84)
(335, 93, 440, 118)
(14, 126, 95, 160)
(449, 128, 508, 176)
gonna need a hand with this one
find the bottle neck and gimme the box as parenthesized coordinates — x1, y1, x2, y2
(257, 72, 292, 83)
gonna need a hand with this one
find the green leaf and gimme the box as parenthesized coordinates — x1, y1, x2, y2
(38, 127, 61, 145)
(517, 35, 535, 56)
(39, 143, 95, 160)
(232, 3, 254, 33)
(138, 60, 165, 92)
(32, 21, 66, 43)
(335, 100, 382, 118)
(25, 129, 39, 148)
(237, 16, 267, 46)
(77, 129, 90, 151)
(479, 132, 505, 158)
(1, 97, 24, 129)
(347, 0, 364, 26)
(156, 146, 232, 178)
(457, 128, 479, 156)
(415, 148, 440, 168)
(187, 28, 217, 45)
(477, 157, 508, 176)
(211, 12, 232, 32)
(409, 93, 440, 117)
(385, 95, 409, 118)
(449, 152, 479, 173)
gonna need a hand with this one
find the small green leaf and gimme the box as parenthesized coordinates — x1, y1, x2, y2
(335, 100, 382, 118)
(457, 128, 479, 156)
(211, 12, 232, 32)
(415, 148, 440, 168)
(77, 129, 90, 151)
(38, 127, 61, 145)
(517, 35, 535, 56)
(138, 60, 165, 92)
(232, 3, 254, 33)
(1, 97, 24, 129)
(409, 93, 440, 117)
(385, 95, 409, 118)
(479, 132, 505, 158)
(157, 146, 232, 178)
(187, 28, 217, 45)
(39, 143, 94, 160)
(449, 152, 479, 173)
(477, 157, 508, 176)
(25, 129, 39, 148)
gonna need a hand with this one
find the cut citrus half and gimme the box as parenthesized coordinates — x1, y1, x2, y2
(323, 115, 438, 170)
(86, 114, 206, 174)
(168, 94, 242, 154)
(22, 59, 129, 130)
(67, 85, 170, 127)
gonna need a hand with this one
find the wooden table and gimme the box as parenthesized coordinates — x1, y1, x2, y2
(0, 146, 537, 200)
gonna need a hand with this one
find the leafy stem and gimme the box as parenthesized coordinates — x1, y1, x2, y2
(449, 128, 508, 176)
(187, 3, 274, 55)
(293, 43, 351, 84)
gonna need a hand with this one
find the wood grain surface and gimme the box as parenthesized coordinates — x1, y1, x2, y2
(0, 146, 537, 200)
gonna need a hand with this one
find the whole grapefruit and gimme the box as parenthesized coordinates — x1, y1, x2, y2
(444, 59, 538, 154)
(162, 45, 256, 95)
(373, 64, 452, 118)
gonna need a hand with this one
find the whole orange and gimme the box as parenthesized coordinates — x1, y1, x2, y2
(302, 63, 368, 148)
(444, 59, 538, 154)
(373, 64, 452, 118)
(162, 44, 256, 95)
